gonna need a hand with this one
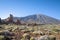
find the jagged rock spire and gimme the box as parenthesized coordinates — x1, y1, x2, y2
(9, 14, 13, 18)
(8, 14, 13, 23)
(5, 14, 14, 23)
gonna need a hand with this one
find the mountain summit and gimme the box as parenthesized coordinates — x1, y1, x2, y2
(14, 14, 60, 24)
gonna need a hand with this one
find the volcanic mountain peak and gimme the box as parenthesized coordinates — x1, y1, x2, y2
(13, 14, 60, 24)
(1, 14, 60, 25)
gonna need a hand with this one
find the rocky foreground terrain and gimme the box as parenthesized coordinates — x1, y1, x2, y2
(0, 24, 60, 40)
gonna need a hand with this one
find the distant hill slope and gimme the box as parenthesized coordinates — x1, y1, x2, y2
(13, 14, 60, 24)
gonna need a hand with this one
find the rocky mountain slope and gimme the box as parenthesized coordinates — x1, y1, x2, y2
(14, 14, 60, 24)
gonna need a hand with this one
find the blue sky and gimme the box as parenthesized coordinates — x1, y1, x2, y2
(0, 0, 60, 19)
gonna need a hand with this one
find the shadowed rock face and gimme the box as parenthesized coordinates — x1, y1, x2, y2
(0, 18, 1, 23)
(13, 14, 60, 24)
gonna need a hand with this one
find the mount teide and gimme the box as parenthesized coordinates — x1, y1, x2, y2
(13, 14, 60, 24)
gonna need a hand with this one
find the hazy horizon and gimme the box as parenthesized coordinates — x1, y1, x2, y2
(0, 0, 60, 19)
